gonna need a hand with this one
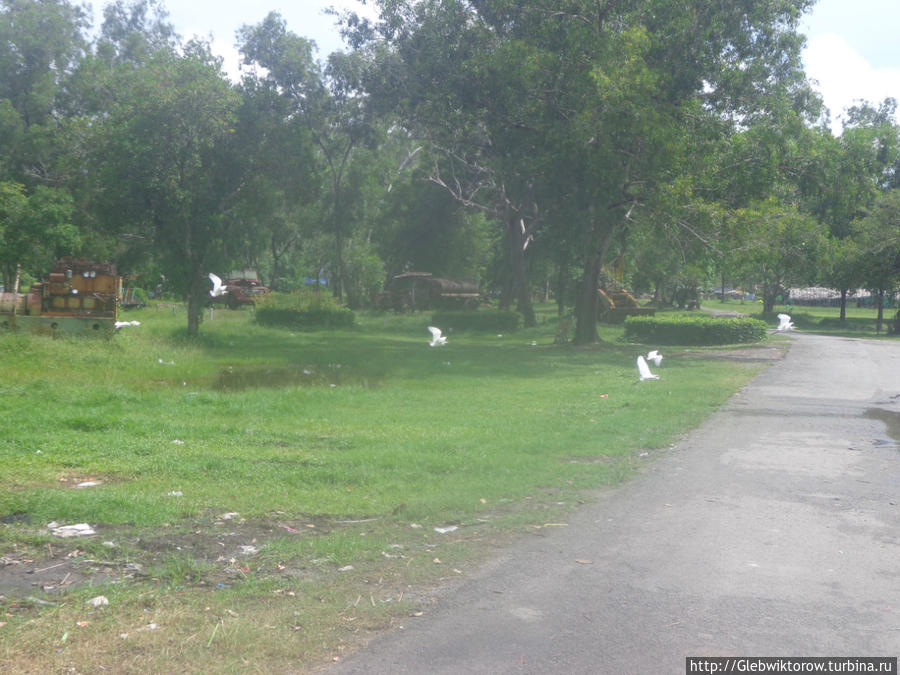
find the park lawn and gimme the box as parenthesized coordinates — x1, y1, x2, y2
(703, 298, 898, 337)
(0, 303, 768, 673)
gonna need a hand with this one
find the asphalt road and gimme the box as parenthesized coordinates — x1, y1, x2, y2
(327, 332, 900, 674)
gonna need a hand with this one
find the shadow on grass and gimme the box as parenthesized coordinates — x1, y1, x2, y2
(161, 313, 640, 389)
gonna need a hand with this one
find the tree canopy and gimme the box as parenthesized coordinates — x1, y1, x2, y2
(2, 0, 899, 336)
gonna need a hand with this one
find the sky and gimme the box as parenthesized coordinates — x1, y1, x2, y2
(85, 0, 900, 135)
(800, 0, 900, 132)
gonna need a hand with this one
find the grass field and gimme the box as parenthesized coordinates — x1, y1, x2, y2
(705, 298, 900, 337)
(0, 303, 777, 673)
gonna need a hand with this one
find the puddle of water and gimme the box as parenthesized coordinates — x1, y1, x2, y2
(864, 408, 900, 448)
(213, 364, 380, 391)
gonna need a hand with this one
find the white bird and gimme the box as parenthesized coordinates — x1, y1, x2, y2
(427, 326, 447, 346)
(637, 355, 659, 381)
(647, 350, 663, 367)
(776, 313, 794, 331)
(114, 320, 141, 329)
(208, 273, 227, 297)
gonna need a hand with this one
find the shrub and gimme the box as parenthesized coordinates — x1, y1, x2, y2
(624, 315, 768, 345)
(430, 310, 522, 332)
(255, 291, 355, 330)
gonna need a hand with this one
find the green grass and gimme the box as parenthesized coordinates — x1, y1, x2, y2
(0, 302, 769, 673)
(703, 298, 900, 337)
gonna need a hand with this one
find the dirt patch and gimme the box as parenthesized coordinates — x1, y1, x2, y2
(0, 513, 346, 606)
(679, 344, 788, 363)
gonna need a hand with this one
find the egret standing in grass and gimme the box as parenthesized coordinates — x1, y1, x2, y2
(428, 326, 447, 347)
(637, 355, 660, 381)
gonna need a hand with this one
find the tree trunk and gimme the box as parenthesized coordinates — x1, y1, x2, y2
(270, 236, 281, 293)
(556, 251, 569, 317)
(876, 288, 885, 333)
(333, 231, 346, 301)
(573, 223, 618, 345)
(839, 289, 847, 321)
(187, 270, 203, 335)
(762, 281, 779, 313)
(573, 254, 602, 344)
(507, 215, 536, 327)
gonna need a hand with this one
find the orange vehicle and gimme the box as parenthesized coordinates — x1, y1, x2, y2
(0, 258, 121, 335)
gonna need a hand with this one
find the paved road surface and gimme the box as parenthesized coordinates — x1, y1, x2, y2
(327, 333, 900, 674)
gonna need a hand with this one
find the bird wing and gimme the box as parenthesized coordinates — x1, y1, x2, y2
(647, 350, 660, 360)
(637, 356, 657, 380)
(209, 273, 225, 295)
(777, 314, 791, 322)
(428, 326, 443, 340)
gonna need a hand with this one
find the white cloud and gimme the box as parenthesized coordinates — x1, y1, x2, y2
(803, 33, 900, 133)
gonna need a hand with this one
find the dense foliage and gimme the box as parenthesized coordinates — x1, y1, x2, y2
(254, 290, 356, 330)
(1, 0, 899, 337)
(430, 309, 522, 333)
(624, 315, 769, 346)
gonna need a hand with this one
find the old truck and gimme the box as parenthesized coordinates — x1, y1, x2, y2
(0, 258, 122, 335)
(377, 272, 481, 311)
(210, 270, 270, 309)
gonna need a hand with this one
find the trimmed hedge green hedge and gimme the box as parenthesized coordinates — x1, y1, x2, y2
(430, 310, 522, 332)
(624, 315, 768, 345)
(255, 291, 355, 330)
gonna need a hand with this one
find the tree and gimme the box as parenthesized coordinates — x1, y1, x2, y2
(800, 99, 899, 319)
(852, 190, 900, 332)
(351, 0, 818, 342)
(94, 0, 177, 66)
(732, 199, 828, 312)
(87, 45, 244, 334)
(0, 181, 80, 288)
(228, 75, 321, 290)
(0, 0, 88, 185)
(376, 177, 496, 283)
(0, 0, 90, 282)
(239, 14, 380, 304)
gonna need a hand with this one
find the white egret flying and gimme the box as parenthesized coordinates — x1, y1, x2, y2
(637, 355, 660, 381)
(647, 350, 663, 367)
(208, 273, 227, 297)
(428, 326, 447, 346)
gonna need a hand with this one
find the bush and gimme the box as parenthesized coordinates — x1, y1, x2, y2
(255, 291, 355, 330)
(624, 315, 768, 345)
(430, 310, 522, 332)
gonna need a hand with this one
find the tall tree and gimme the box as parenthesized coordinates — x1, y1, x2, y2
(0, 0, 88, 185)
(0, 181, 80, 289)
(0, 0, 89, 281)
(800, 99, 899, 319)
(228, 75, 321, 290)
(239, 13, 379, 304)
(351, 0, 817, 341)
(732, 198, 828, 312)
(87, 44, 244, 333)
(852, 189, 900, 332)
